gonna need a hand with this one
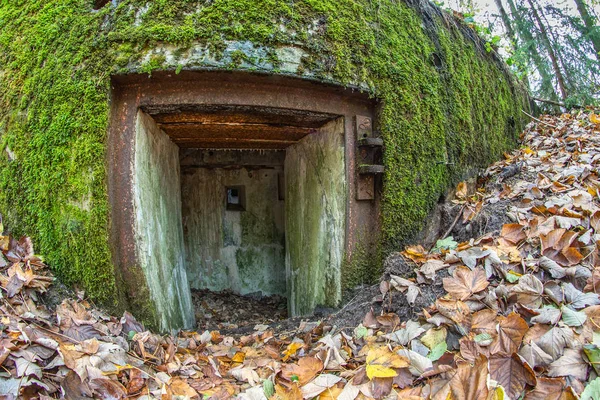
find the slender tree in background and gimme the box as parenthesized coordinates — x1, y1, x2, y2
(445, 0, 599, 107)
(493, 0, 517, 47)
(574, 0, 600, 61)
(526, 0, 569, 100)
(505, 0, 558, 101)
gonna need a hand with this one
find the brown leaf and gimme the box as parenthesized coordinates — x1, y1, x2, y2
(585, 267, 600, 293)
(490, 313, 528, 356)
(547, 348, 588, 381)
(511, 275, 544, 308)
(523, 377, 577, 400)
(90, 378, 127, 399)
(456, 181, 468, 200)
(275, 383, 303, 400)
(471, 309, 497, 336)
(363, 310, 379, 329)
(371, 377, 393, 399)
(392, 368, 414, 389)
(62, 370, 93, 399)
(449, 356, 489, 400)
(488, 354, 536, 399)
(435, 298, 471, 330)
(170, 378, 199, 398)
(540, 229, 582, 266)
(459, 335, 489, 362)
(375, 313, 400, 329)
(535, 326, 573, 360)
(281, 356, 323, 385)
(443, 267, 489, 301)
(500, 223, 527, 245)
(127, 368, 146, 394)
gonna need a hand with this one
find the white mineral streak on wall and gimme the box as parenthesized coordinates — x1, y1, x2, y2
(132, 111, 195, 332)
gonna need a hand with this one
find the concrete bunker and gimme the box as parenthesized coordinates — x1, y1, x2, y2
(109, 72, 381, 331)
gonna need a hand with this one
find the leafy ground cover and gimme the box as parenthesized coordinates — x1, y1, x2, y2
(1, 112, 600, 399)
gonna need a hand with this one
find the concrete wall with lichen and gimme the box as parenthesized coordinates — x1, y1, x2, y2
(285, 119, 346, 315)
(132, 112, 195, 331)
(180, 150, 286, 297)
(0, 0, 529, 321)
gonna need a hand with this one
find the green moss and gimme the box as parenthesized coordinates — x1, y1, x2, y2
(0, 0, 528, 320)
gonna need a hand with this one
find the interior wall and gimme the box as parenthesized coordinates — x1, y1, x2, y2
(132, 112, 195, 331)
(180, 150, 286, 297)
(285, 118, 346, 316)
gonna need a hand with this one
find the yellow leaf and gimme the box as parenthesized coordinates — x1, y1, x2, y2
(366, 364, 397, 379)
(421, 327, 447, 350)
(365, 346, 408, 380)
(523, 147, 534, 155)
(590, 113, 600, 124)
(456, 181, 468, 199)
(282, 342, 304, 361)
(231, 351, 245, 363)
(487, 385, 506, 400)
(318, 386, 343, 399)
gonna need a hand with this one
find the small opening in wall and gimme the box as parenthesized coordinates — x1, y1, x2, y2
(226, 186, 246, 211)
(508, 116, 516, 129)
(93, 0, 110, 10)
(432, 53, 444, 70)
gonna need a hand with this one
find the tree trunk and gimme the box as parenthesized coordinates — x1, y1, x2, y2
(506, 0, 558, 101)
(525, 0, 569, 101)
(574, 0, 600, 61)
(494, 0, 517, 46)
(538, 2, 575, 91)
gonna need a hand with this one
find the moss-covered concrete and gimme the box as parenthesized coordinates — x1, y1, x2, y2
(0, 0, 528, 322)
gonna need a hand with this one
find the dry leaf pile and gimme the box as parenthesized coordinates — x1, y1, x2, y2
(1, 112, 600, 399)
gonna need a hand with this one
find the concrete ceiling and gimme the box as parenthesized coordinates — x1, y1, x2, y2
(142, 105, 339, 149)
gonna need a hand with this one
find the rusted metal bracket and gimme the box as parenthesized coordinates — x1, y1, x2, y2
(355, 115, 373, 140)
(355, 115, 384, 201)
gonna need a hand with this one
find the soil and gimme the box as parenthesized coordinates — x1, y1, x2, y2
(192, 289, 288, 333)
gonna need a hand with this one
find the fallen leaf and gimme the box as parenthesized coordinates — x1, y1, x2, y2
(524, 377, 577, 400)
(490, 313, 528, 356)
(581, 377, 600, 400)
(443, 267, 489, 301)
(500, 223, 527, 245)
(489, 354, 536, 399)
(382, 320, 425, 345)
(448, 356, 489, 400)
(300, 374, 341, 399)
(397, 349, 433, 377)
(282, 357, 324, 385)
(547, 348, 588, 380)
(365, 346, 408, 379)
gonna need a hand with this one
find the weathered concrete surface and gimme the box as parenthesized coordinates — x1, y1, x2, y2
(132, 112, 195, 331)
(285, 118, 346, 316)
(181, 150, 286, 296)
(108, 73, 376, 324)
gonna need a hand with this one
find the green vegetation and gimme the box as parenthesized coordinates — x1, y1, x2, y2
(0, 0, 527, 320)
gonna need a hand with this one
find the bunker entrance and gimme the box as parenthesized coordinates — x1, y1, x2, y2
(133, 105, 346, 329)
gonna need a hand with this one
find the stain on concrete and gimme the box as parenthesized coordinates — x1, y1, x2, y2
(132, 111, 195, 331)
(285, 118, 346, 316)
(181, 150, 286, 297)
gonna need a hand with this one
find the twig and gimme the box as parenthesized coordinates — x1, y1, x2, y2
(521, 110, 558, 129)
(532, 96, 583, 109)
(430, 204, 465, 251)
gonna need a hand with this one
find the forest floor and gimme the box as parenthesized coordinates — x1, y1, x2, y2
(2, 111, 600, 399)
